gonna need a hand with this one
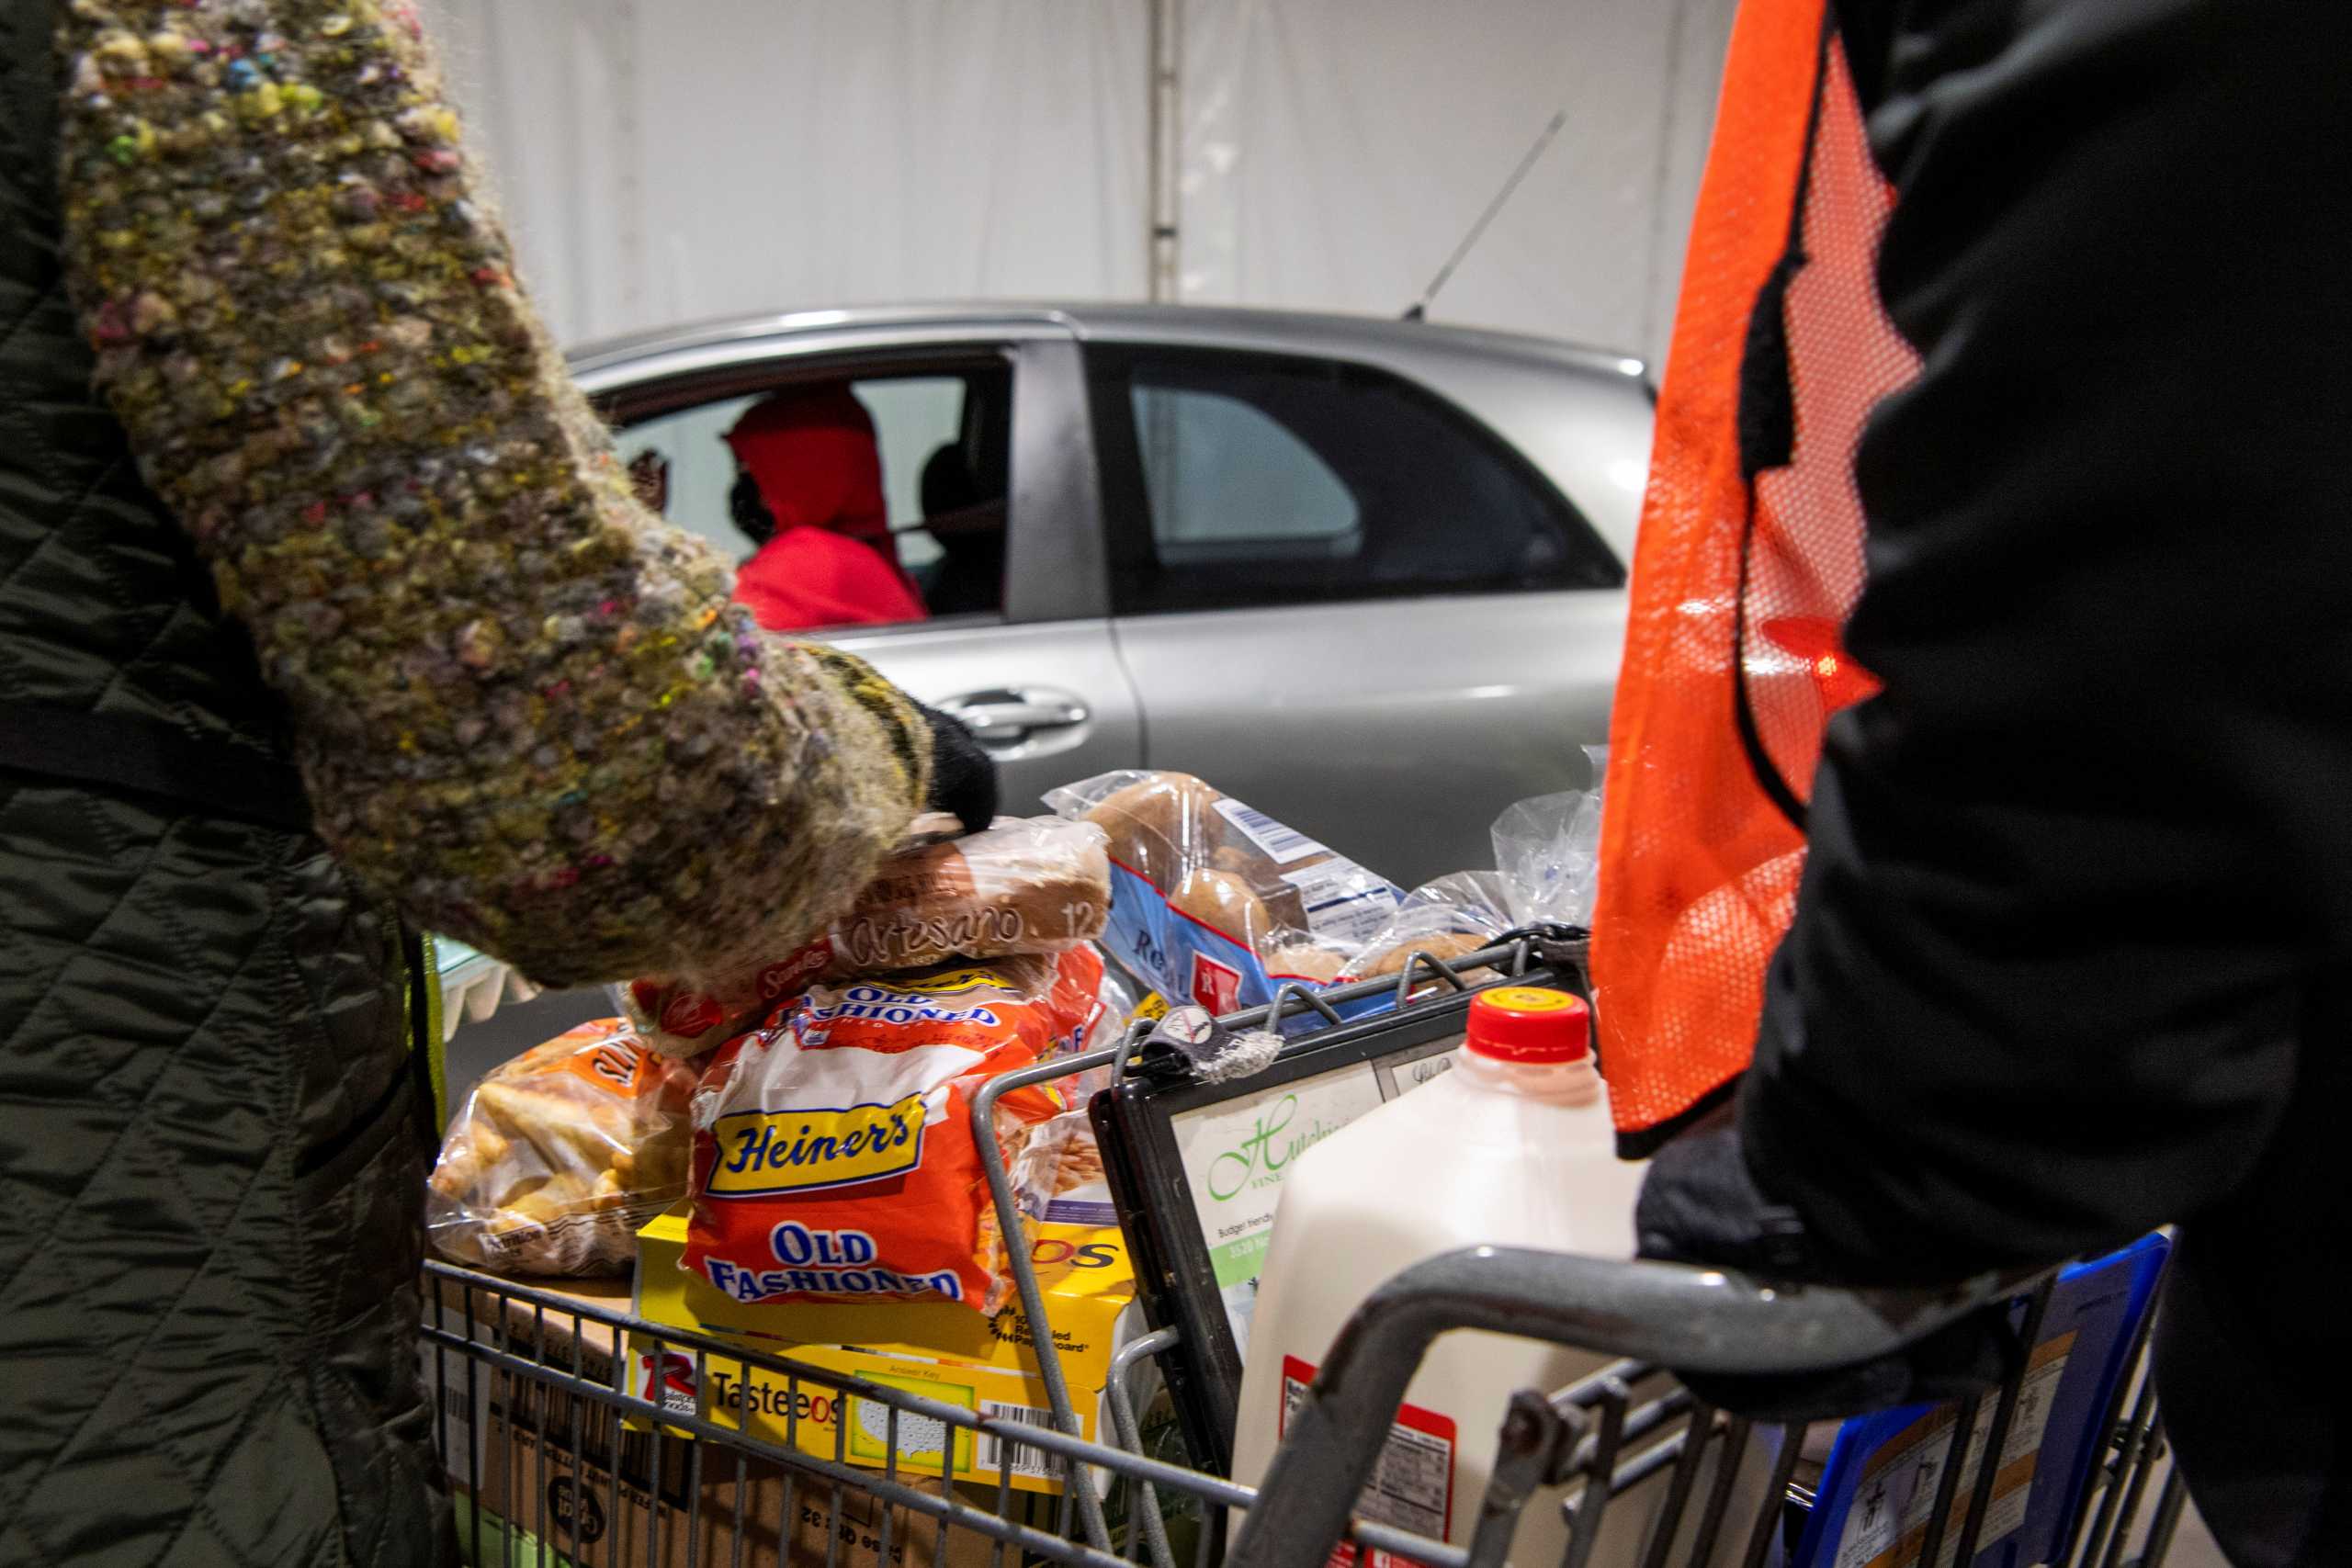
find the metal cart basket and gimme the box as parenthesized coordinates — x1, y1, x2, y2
(421, 939, 2190, 1568)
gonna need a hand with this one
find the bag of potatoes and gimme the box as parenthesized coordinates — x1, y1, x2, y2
(427, 1018, 698, 1277)
(1045, 771, 1400, 1012)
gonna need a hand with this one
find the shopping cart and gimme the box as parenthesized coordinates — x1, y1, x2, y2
(420, 939, 2191, 1568)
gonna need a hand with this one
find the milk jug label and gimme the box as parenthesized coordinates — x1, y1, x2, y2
(1282, 1354, 1453, 1562)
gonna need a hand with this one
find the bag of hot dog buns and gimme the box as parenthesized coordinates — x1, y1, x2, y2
(427, 1018, 699, 1277)
(628, 814, 1112, 1056)
(680, 946, 1112, 1314)
(1044, 771, 1401, 1014)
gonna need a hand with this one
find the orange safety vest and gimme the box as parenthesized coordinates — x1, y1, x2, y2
(1592, 0, 1921, 1154)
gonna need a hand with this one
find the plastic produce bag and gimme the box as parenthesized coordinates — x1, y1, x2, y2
(628, 814, 1112, 1056)
(428, 1018, 698, 1277)
(1339, 750, 1608, 985)
(1335, 871, 1516, 983)
(1045, 771, 1401, 1012)
(681, 948, 1101, 1313)
(1490, 747, 1609, 928)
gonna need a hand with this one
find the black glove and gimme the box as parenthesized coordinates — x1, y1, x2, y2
(1636, 1121, 2022, 1424)
(913, 702, 999, 835)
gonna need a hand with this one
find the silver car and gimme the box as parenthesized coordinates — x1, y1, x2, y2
(576, 304, 1650, 886)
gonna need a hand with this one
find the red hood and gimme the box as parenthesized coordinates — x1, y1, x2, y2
(721, 386, 928, 631)
(724, 387, 891, 545)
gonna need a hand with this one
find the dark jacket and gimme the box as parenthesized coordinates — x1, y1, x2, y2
(0, 13, 447, 1566)
(1680, 1, 2350, 1562)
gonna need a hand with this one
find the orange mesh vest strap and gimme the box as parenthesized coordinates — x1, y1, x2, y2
(1592, 0, 1919, 1154)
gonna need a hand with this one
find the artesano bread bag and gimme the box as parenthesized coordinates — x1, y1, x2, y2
(629, 816, 1112, 1055)
(681, 948, 1107, 1313)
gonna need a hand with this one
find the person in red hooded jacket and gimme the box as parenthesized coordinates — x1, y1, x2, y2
(723, 386, 929, 632)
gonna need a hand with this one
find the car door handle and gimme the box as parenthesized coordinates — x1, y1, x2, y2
(937, 688, 1091, 747)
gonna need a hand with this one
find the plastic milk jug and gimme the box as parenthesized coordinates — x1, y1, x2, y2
(1229, 987, 1772, 1566)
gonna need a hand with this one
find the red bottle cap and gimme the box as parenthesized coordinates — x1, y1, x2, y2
(1465, 987, 1589, 1063)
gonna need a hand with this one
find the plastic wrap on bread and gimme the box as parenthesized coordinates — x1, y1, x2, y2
(427, 1019, 699, 1277)
(1336, 871, 1514, 985)
(627, 814, 1112, 1056)
(1045, 771, 1400, 1015)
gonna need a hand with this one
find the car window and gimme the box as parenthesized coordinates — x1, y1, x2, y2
(855, 378, 965, 536)
(616, 365, 1012, 629)
(1130, 384, 1357, 558)
(1092, 348, 1620, 615)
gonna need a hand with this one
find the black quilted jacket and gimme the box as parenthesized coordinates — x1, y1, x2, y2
(0, 12, 450, 1566)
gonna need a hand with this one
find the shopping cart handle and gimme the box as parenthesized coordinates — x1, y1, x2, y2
(1227, 1244, 2040, 1568)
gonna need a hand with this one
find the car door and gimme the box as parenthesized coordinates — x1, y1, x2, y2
(583, 326, 1143, 816)
(1083, 344, 1629, 886)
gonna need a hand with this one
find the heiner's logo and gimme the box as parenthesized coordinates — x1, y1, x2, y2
(707, 1093, 928, 1196)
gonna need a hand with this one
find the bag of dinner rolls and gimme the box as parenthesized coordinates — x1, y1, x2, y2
(628, 815, 1112, 1056)
(427, 1019, 699, 1276)
(1045, 771, 1400, 1015)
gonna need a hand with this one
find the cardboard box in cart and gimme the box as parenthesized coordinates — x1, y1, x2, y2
(629, 1206, 1142, 1497)
(473, 1380, 1012, 1567)
(443, 1279, 1009, 1568)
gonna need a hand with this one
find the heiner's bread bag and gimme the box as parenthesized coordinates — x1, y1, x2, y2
(628, 816, 1112, 1057)
(428, 1018, 700, 1276)
(681, 947, 1106, 1312)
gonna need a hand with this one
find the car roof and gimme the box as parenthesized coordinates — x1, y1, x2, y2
(568, 300, 1648, 386)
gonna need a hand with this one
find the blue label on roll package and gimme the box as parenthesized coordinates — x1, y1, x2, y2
(1097, 863, 1394, 1033)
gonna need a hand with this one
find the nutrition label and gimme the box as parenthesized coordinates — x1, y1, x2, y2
(1282, 1354, 1455, 1555)
(1279, 860, 1403, 946)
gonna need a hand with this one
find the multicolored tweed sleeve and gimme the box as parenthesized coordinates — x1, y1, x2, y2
(51, 0, 932, 985)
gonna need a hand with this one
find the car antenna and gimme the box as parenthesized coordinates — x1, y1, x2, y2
(1404, 107, 1569, 321)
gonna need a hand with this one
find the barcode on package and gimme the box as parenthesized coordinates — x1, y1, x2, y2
(1215, 798, 1329, 865)
(976, 1401, 1059, 1479)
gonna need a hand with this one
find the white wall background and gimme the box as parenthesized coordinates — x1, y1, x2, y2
(415, 0, 1736, 363)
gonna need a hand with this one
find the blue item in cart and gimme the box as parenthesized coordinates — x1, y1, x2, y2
(1049, 772, 1404, 1028)
(1791, 1234, 2170, 1568)
(1100, 861, 1399, 1026)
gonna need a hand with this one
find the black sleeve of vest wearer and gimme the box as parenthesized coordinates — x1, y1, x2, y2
(1730, 0, 2352, 1284)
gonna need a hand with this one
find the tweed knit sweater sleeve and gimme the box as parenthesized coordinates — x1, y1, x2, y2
(51, 0, 932, 987)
